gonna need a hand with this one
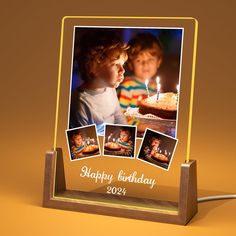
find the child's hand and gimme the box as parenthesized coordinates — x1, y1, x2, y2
(151, 146, 158, 154)
(153, 146, 158, 151)
(150, 149, 156, 156)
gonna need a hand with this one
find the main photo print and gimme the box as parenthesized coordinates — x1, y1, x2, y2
(69, 26, 184, 138)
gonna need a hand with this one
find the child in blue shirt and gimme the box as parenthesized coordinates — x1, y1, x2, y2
(70, 30, 129, 135)
(70, 132, 86, 159)
(117, 127, 134, 157)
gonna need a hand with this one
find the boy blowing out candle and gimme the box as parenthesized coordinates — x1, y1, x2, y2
(70, 30, 129, 135)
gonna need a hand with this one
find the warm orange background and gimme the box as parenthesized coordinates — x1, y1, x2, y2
(0, 0, 236, 235)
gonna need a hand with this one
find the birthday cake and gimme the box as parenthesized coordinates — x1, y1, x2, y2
(104, 142, 121, 151)
(82, 145, 99, 154)
(151, 153, 169, 163)
(139, 92, 177, 119)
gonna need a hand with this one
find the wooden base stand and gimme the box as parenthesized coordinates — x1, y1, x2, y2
(43, 148, 197, 225)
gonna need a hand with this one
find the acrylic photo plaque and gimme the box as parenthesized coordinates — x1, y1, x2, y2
(43, 16, 198, 225)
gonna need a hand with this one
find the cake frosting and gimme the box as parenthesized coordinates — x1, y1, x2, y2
(82, 145, 99, 154)
(139, 92, 177, 119)
(104, 142, 121, 151)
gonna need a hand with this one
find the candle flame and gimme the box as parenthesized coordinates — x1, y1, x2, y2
(156, 76, 160, 84)
(177, 84, 180, 91)
(145, 79, 149, 86)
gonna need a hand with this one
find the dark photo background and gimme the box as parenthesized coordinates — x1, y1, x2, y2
(70, 27, 183, 93)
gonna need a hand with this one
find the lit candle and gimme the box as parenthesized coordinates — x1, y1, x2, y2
(112, 138, 115, 143)
(145, 79, 150, 97)
(156, 76, 161, 101)
(164, 150, 168, 156)
(176, 84, 180, 104)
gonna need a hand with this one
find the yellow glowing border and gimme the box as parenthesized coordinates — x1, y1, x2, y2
(53, 16, 198, 163)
